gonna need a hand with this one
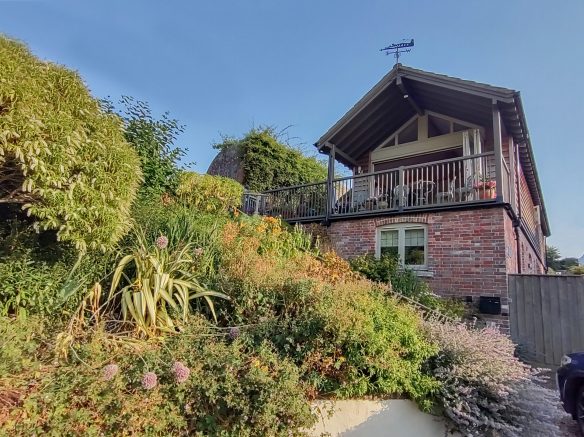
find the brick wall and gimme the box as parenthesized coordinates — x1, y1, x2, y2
(326, 207, 511, 329)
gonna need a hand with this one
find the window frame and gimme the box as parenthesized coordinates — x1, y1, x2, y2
(376, 223, 428, 270)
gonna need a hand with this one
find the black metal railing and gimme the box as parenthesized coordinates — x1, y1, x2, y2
(243, 152, 499, 221)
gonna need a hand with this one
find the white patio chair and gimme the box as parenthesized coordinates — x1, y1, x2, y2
(436, 177, 456, 204)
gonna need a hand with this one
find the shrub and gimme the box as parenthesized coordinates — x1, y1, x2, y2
(349, 254, 464, 318)
(0, 252, 70, 317)
(2, 318, 316, 436)
(423, 319, 563, 436)
(0, 36, 141, 251)
(214, 128, 328, 191)
(107, 227, 229, 337)
(215, 217, 439, 405)
(176, 172, 243, 213)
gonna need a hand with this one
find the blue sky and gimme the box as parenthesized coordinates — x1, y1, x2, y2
(1, 0, 583, 257)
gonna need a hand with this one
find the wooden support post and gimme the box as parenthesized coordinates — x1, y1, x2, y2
(326, 143, 335, 222)
(508, 136, 517, 210)
(398, 166, 405, 211)
(492, 103, 504, 202)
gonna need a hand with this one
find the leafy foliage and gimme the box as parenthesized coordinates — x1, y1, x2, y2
(176, 172, 243, 213)
(1, 317, 315, 436)
(0, 36, 141, 251)
(216, 216, 439, 405)
(108, 227, 228, 337)
(349, 254, 464, 318)
(214, 128, 328, 191)
(423, 320, 564, 436)
(102, 96, 188, 197)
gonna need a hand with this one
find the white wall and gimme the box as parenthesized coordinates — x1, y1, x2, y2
(309, 399, 457, 437)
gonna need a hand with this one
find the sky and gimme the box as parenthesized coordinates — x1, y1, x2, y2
(1, 0, 583, 257)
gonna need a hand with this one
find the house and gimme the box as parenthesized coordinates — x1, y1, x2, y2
(246, 64, 550, 328)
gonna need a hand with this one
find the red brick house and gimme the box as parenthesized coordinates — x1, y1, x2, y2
(246, 64, 549, 327)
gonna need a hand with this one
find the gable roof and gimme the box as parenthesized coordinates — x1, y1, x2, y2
(314, 64, 550, 236)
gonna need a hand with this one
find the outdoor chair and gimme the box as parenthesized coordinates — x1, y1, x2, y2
(415, 180, 435, 205)
(436, 177, 456, 204)
(454, 175, 476, 201)
(393, 184, 410, 207)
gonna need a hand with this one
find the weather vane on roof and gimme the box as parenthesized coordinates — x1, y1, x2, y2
(380, 39, 414, 64)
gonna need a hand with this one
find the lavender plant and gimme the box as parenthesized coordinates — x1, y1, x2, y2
(423, 319, 564, 436)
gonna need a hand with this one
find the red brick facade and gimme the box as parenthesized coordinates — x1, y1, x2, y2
(322, 206, 545, 330)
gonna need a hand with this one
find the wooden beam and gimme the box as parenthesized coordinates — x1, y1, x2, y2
(326, 143, 336, 222)
(396, 75, 424, 116)
(492, 102, 505, 202)
(508, 136, 517, 211)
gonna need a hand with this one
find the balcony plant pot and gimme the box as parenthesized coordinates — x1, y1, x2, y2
(475, 180, 496, 199)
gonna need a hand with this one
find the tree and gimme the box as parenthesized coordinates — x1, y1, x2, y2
(569, 265, 584, 275)
(546, 245, 561, 271)
(0, 36, 141, 251)
(103, 96, 188, 197)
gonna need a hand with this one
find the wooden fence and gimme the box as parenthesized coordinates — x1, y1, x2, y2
(509, 274, 584, 366)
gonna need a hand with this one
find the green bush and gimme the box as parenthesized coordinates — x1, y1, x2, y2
(214, 128, 328, 191)
(0, 36, 142, 251)
(349, 254, 464, 318)
(2, 318, 315, 436)
(176, 172, 243, 213)
(0, 252, 70, 317)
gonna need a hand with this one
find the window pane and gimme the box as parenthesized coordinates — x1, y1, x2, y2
(397, 119, 418, 144)
(381, 246, 399, 258)
(404, 228, 425, 265)
(380, 230, 398, 248)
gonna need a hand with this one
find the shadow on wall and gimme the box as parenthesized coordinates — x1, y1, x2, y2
(309, 399, 457, 437)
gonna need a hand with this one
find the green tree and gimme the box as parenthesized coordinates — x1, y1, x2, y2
(0, 36, 141, 251)
(103, 96, 188, 197)
(570, 265, 584, 275)
(546, 245, 561, 271)
(214, 127, 328, 191)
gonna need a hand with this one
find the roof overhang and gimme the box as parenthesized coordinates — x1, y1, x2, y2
(314, 64, 550, 236)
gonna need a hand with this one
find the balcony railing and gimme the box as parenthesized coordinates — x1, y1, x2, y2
(243, 152, 500, 222)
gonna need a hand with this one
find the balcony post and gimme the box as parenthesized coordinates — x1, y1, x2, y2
(326, 142, 335, 222)
(398, 166, 405, 211)
(492, 102, 504, 202)
(508, 136, 517, 209)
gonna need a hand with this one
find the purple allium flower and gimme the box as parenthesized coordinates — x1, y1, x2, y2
(171, 361, 190, 384)
(141, 371, 158, 390)
(193, 247, 203, 257)
(155, 235, 169, 250)
(102, 363, 119, 381)
(228, 326, 240, 340)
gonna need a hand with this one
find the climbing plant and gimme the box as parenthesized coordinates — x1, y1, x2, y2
(214, 128, 328, 191)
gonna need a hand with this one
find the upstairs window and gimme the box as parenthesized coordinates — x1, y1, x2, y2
(377, 224, 427, 269)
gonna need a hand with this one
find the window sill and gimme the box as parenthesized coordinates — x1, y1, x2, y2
(411, 270, 434, 278)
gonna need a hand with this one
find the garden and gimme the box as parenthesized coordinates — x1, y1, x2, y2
(0, 35, 565, 436)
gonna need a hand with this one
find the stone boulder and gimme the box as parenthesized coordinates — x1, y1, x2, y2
(207, 146, 245, 185)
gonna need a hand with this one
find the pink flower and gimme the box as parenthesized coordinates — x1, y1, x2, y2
(171, 361, 190, 384)
(155, 235, 169, 250)
(141, 371, 158, 390)
(102, 363, 119, 381)
(193, 247, 203, 257)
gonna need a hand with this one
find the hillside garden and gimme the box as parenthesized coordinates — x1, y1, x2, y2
(0, 36, 565, 436)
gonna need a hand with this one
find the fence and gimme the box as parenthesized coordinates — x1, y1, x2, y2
(509, 274, 584, 366)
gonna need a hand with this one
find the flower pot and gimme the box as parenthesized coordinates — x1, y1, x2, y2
(478, 187, 496, 199)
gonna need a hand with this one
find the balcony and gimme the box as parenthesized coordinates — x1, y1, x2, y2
(243, 152, 511, 223)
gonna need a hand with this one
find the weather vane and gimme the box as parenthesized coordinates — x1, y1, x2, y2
(380, 39, 414, 64)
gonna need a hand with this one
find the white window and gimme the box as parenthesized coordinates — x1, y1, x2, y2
(376, 224, 427, 269)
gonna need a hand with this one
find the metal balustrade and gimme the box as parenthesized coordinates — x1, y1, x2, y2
(243, 152, 501, 222)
